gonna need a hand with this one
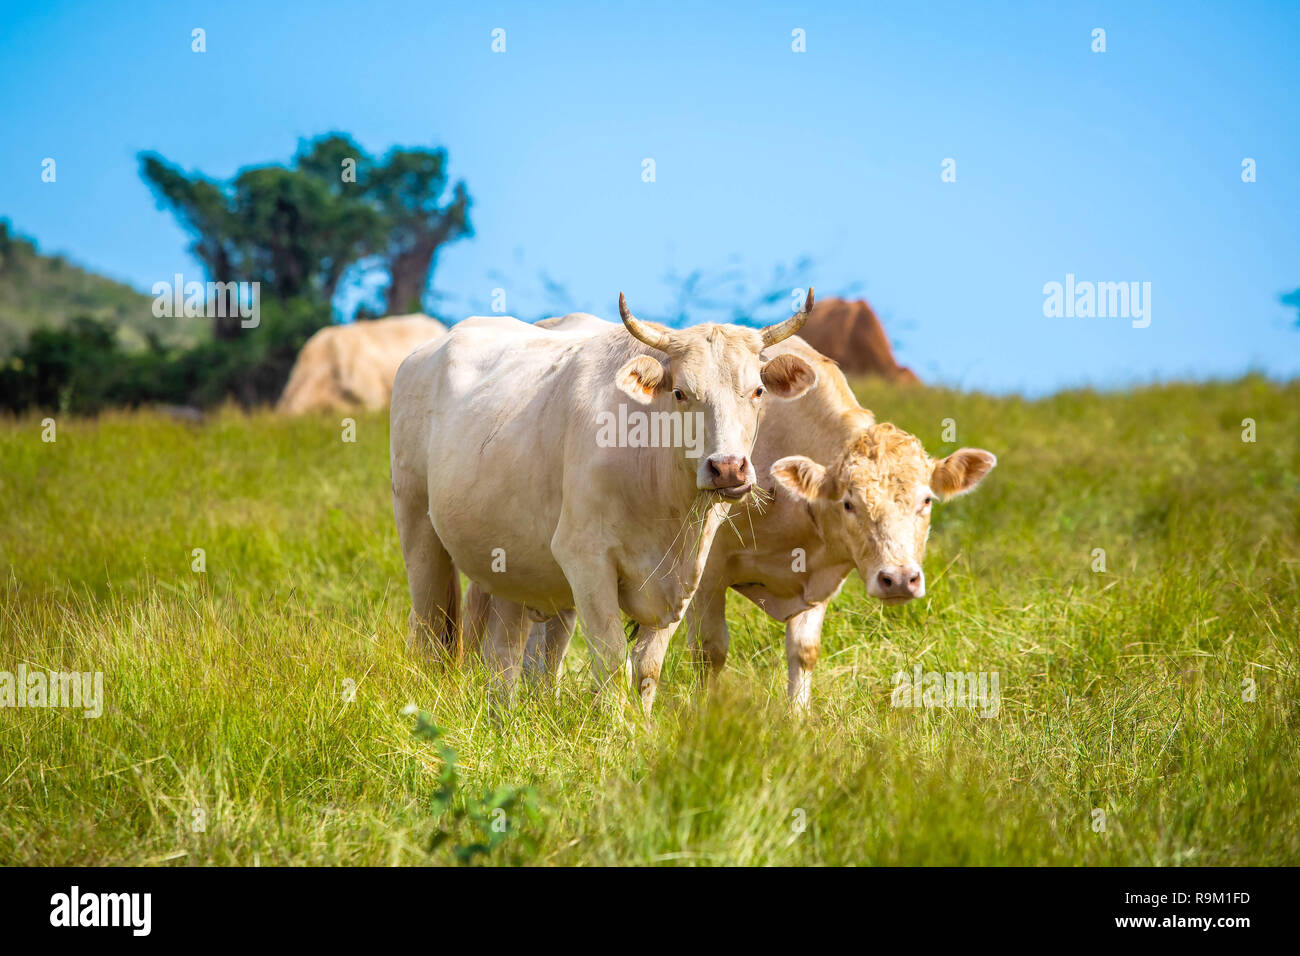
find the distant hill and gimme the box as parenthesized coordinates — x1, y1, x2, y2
(0, 220, 203, 354)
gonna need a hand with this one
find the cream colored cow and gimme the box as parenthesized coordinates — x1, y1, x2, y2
(276, 314, 447, 414)
(389, 294, 818, 705)
(469, 316, 997, 713)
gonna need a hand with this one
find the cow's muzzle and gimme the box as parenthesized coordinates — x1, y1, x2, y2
(703, 454, 753, 498)
(869, 565, 925, 604)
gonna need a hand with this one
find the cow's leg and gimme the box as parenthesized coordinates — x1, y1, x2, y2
(480, 595, 532, 701)
(574, 588, 628, 698)
(561, 567, 631, 708)
(521, 621, 549, 678)
(547, 610, 578, 675)
(684, 588, 730, 688)
(394, 492, 461, 660)
(463, 580, 492, 658)
(552, 522, 635, 716)
(523, 610, 577, 689)
(630, 622, 681, 716)
(785, 602, 828, 714)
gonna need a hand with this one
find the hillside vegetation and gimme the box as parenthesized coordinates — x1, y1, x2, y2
(1, 376, 1297, 865)
(0, 220, 203, 355)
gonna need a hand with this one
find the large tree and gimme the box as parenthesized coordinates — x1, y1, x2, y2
(140, 134, 472, 338)
(139, 154, 243, 338)
(294, 135, 474, 316)
(366, 149, 472, 315)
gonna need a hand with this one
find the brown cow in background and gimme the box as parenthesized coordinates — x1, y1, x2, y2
(276, 314, 447, 414)
(798, 297, 919, 383)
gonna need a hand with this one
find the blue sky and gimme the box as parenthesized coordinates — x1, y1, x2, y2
(2, 0, 1297, 393)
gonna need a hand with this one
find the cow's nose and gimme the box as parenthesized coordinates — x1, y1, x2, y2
(875, 566, 924, 601)
(705, 454, 750, 489)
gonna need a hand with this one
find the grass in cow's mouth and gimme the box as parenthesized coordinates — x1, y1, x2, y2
(2, 374, 1298, 865)
(714, 484, 752, 500)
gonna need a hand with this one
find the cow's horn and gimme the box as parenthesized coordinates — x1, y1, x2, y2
(761, 286, 815, 346)
(619, 293, 673, 352)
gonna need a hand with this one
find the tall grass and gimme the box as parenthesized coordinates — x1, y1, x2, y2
(1, 376, 1297, 864)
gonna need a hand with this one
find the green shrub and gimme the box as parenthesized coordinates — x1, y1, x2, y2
(0, 300, 329, 414)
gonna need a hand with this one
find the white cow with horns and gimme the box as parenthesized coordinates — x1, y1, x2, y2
(389, 291, 819, 701)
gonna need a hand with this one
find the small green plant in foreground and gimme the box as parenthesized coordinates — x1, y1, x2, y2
(408, 708, 539, 864)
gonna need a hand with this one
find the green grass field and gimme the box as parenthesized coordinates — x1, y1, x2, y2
(2, 376, 1298, 865)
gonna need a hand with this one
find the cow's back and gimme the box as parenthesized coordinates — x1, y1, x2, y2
(391, 316, 623, 608)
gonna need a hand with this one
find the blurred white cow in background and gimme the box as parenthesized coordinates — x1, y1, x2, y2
(276, 314, 447, 415)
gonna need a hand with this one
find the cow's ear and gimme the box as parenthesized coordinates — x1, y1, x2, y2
(761, 354, 817, 399)
(616, 355, 669, 405)
(931, 448, 997, 499)
(771, 455, 836, 502)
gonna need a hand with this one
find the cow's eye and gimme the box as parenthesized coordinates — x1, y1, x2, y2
(673, 388, 685, 401)
(753, 386, 765, 399)
(843, 500, 854, 512)
(923, 496, 933, 506)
